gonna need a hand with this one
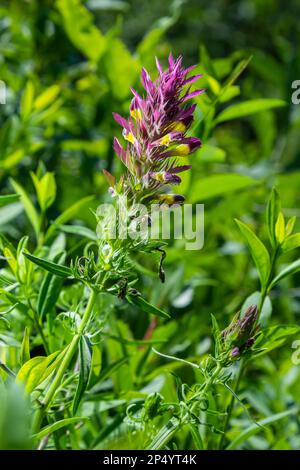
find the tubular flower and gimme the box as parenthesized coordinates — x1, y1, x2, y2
(106, 53, 204, 206)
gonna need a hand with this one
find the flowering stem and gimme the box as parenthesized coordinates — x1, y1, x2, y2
(31, 288, 97, 436)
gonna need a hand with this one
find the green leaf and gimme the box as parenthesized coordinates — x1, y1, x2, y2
(20, 81, 35, 121)
(103, 38, 139, 100)
(126, 294, 170, 319)
(235, 219, 271, 288)
(60, 224, 97, 240)
(281, 233, 300, 253)
(73, 335, 92, 414)
(266, 188, 281, 247)
(37, 253, 65, 318)
(269, 259, 300, 290)
(285, 216, 296, 237)
(211, 314, 221, 358)
(254, 324, 300, 357)
(45, 195, 94, 240)
(98, 357, 127, 384)
(147, 417, 180, 450)
(10, 179, 40, 239)
(0, 194, 20, 207)
(57, 0, 106, 62)
(33, 417, 87, 440)
(216, 99, 286, 124)
(88, 343, 102, 389)
(198, 144, 226, 163)
(34, 85, 61, 111)
(20, 327, 30, 366)
(275, 212, 285, 244)
(226, 407, 298, 450)
(16, 351, 59, 394)
(189, 422, 204, 450)
(221, 56, 252, 92)
(0, 202, 23, 226)
(30, 172, 56, 211)
(24, 253, 73, 278)
(190, 174, 258, 202)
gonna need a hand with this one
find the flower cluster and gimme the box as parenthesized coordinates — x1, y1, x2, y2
(105, 53, 203, 206)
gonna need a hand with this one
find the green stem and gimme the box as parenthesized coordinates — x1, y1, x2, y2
(218, 358, 245, 449)
(149, 363, 222, 450)
(200, 363, 222, 397)
(31, 288, 97, 435)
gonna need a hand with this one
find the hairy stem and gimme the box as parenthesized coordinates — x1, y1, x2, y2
(31, 288, 97, 436)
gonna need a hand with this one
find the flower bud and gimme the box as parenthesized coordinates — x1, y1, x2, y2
(220, 305, 259, 362)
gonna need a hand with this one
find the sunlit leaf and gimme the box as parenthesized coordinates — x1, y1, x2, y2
(190, 174, 258, 202)
(269, 259, 300, 290)
(24, 253, 73, 278)
(33, 417, 87, 440)
(216, 99, 286, 123)
(10, 179, 40, 239)
(235, 219, 271, 288)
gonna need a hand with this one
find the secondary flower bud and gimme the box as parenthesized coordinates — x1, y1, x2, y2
(221, 305, 259, 362)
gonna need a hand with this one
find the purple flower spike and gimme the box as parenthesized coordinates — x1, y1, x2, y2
(109, 54, 204, 204)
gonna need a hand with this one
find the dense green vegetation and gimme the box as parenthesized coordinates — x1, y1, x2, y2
(0, 0, 300, 451)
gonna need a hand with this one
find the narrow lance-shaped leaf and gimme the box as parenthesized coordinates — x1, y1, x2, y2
(215, 98, 286, 124)
(235, 219, 271, 289)
(20, 80, 35, 121)
(16, 351, 60, 394)
(20, 327, 30, 366)
(266, 188, 281, 247)
(10, 179, 40, 239)
(275, 212, 285, 244)
(87, 343, 102, 389)
(281, 234, 300, 253)
(254, 324, 300, 357)
(226, 407, 298, 450)
(147, 416, 180, 450)
(72, 335, 92, 414)
(24, 253, 73, 278)
(190, 174, 258, 202)
(0, 194, 20, 207)
(37, 252, 66, 318)
(45, 195, 95, 240)
(126, 294, 170, 319)
(60, 224, 97, 241)
(269, 259, 300, 290)
(30, 172, 56, 212)
(33, 417, 88, 440)
(211, 314, 221, 358)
